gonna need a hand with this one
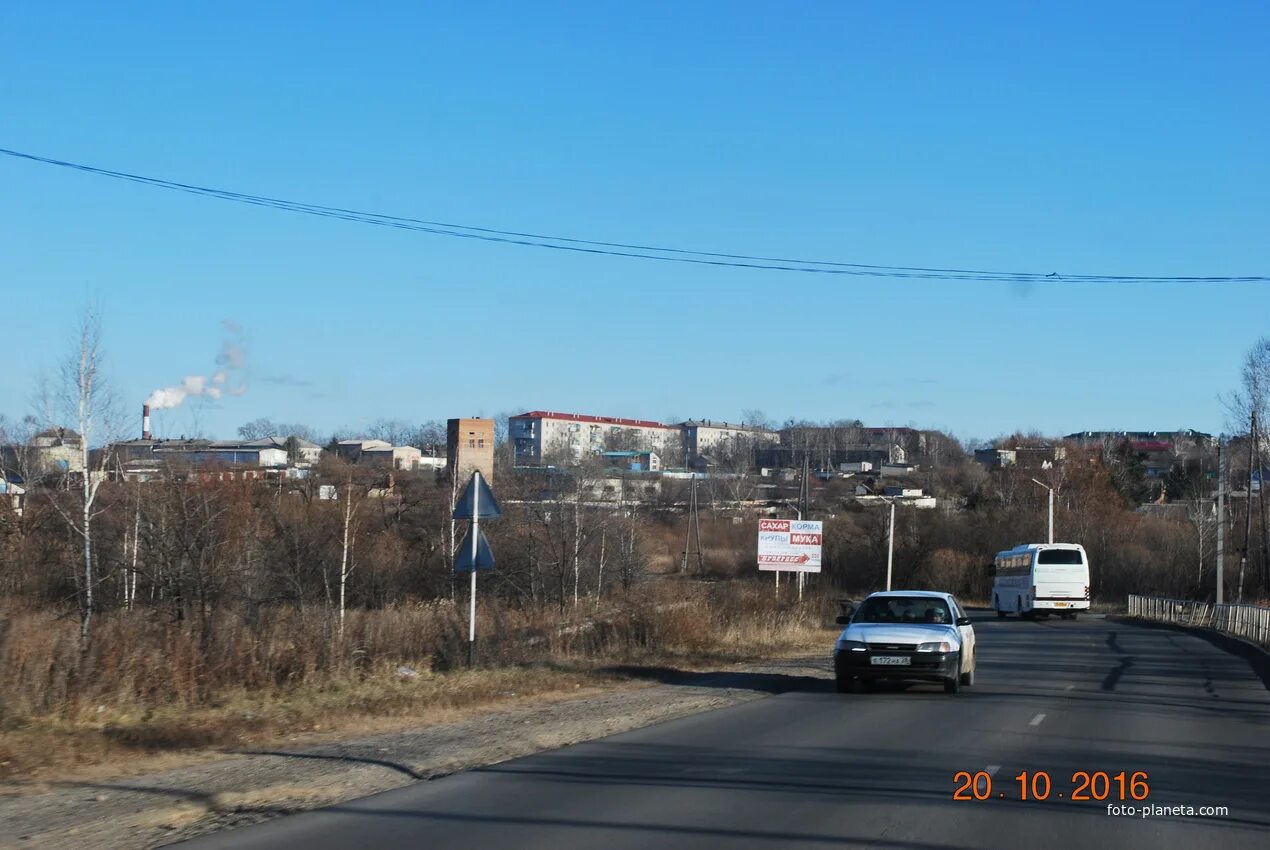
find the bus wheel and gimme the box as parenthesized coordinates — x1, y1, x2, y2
(995, 596, 1006, 618)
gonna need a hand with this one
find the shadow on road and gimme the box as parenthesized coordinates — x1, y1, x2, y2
(599, 665, 832, 694)
(238, 750, 425, 781)
(1113, 616, 1270, 694)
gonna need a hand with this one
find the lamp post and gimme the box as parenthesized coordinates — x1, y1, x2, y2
(1031, 478, 1054, 544)
(1216, 435, 1225, 605)
(885, 496, 896, 591)
(861, 486, 897, 591)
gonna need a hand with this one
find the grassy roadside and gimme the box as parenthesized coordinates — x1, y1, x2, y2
(0, 585, 835, 784)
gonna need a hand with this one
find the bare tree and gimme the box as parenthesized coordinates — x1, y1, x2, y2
(238, 418, 319, 442)
(337, 474, 367, 636)
(411, 420, 447, 454)
(1225, 337, 1270, 594)
(55, 309, 119, 640)
(366, 419, 414, 447)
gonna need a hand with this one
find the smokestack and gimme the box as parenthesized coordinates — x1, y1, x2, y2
(142, 403, 152, 441)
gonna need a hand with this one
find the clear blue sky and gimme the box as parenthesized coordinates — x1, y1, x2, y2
(3, 2, 1268, 444)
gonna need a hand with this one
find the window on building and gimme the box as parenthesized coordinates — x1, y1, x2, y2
(468, 439, 476, 448)
(478, 439, 485, 448)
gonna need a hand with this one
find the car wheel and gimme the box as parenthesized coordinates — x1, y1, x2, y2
(960, 666, 975, 687)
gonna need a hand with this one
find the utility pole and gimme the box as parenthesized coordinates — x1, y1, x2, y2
(1257, 410, 1270, 593)
(886, 498, 896, 592)
(681, 474, 703, 574)
(798, 455, 810, 600)
(1241, 413, 1255, 603)
(1216, 439, 1225, 605)
(1031, 478, 1054, 543)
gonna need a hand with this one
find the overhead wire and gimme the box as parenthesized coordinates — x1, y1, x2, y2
(1, 146, 1265, 283)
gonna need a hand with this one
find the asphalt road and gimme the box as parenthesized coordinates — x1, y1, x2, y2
(174, 614, 1270, 850)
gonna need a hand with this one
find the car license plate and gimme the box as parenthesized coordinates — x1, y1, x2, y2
(1054, 602, 1069, 607)
(870, 656, 910, 666)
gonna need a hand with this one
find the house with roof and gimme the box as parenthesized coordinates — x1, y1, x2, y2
(1, 426, 84, 481)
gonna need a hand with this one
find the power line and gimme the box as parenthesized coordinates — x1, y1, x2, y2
(2, 146, 1266, 283)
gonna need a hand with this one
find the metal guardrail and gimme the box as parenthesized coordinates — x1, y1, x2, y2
(1127, 594, 1270, 648)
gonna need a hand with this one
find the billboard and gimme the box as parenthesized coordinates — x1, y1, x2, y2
(757, 518, 822, 573)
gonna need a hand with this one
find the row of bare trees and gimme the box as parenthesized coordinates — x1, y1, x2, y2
(3, 316, 1268, 654)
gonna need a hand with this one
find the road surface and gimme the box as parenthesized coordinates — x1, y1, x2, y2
(174, 614, 1270, 849)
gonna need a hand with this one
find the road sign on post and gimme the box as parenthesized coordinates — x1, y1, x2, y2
(452, 471, 501, 666)
(454, 527, 496, 571)
(757, 518, 823, 573)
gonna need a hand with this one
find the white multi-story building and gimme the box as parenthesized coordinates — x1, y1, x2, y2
(511, 411, 678, 465)
(680, 420, 779, 462)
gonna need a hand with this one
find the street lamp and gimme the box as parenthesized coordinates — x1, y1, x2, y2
(860, 485, 897, 591)
(1031, 478, 1054, 544)
(884, 496, 896, 591)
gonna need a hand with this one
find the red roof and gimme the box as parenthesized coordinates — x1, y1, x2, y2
(513, 411, 674, 430)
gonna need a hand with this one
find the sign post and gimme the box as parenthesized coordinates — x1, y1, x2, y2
(757, 518, 823, 582)
(452, 471, 501, 666)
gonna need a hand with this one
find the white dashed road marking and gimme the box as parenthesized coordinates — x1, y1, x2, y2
(1029, 713, 1047, 726)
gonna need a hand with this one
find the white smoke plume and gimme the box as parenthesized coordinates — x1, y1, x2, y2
(146, 323, 248, 410)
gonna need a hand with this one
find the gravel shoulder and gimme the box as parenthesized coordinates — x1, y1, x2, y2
(0, 656, 830, 850)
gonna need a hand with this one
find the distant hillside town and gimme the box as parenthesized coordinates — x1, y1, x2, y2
(2, 403, 1251, 522)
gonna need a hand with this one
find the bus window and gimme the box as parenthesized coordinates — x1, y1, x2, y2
(1038, 550, 1084, 564)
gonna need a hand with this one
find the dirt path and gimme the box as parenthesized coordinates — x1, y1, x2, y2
(0, 656, 829, 849)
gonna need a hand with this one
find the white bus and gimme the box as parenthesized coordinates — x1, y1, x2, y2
(992, 543, 1090, 620)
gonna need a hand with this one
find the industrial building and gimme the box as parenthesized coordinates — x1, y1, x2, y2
(447, 418, 495, 484)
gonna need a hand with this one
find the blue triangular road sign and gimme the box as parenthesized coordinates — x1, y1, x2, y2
(452, 472, 502, 520)
(454, 527, 496, 572)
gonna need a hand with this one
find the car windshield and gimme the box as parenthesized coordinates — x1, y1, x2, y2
(854, 596, 952, 624)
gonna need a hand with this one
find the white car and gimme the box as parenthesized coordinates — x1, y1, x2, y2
(833, 590, 976, 694)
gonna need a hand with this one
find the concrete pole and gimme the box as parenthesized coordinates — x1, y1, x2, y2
(1217, 440, 1225, 605)
(1032, 478, 1054, 544)
(1048, 487, 1055, 544)
(886, 499, 895, 591)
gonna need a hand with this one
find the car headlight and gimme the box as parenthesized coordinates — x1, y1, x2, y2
(837, 639, 868, 652)
(917, 640, 955, 652)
